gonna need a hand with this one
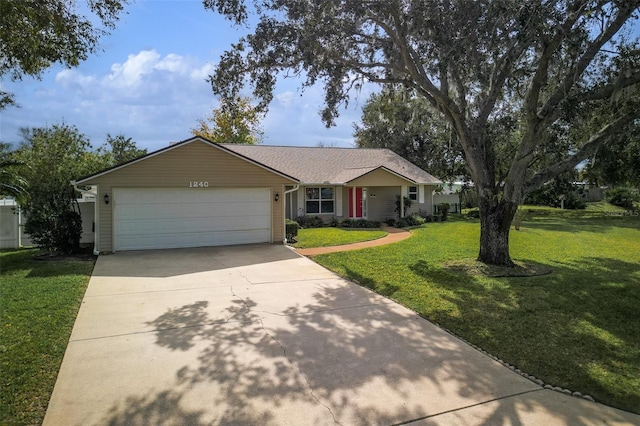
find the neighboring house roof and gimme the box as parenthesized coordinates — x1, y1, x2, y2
(222, 144, 442, 185)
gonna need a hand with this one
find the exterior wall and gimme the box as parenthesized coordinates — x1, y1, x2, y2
(295, 185, 342, 220)
(433, 193, 461, 214)
(349, 169, 410, 187)
(285, 187, 299, 220)
(78, 201, 95, 244)
(81, 140, 293, 252)
(407, 185, 439, 217)
(367, 186, 399, 221)
(291, 184, 438, 222)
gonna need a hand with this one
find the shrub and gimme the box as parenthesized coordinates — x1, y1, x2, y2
(385, 218, 396, 226)
(466, 208, 480, 219)
(396, 214, 425, 227)
(342, 218, 381, 228)
(394, 195, 412, 218)
(328, 217, 339, 227)
(565, 193, 586, 210)
(417, 209, 431, 218)
(285, 219, 299, 243)
(295, 215, 324, 228)
(438, 203, 451, 220)
(607, 188, 639, 209)
(25, 207, 82, 254)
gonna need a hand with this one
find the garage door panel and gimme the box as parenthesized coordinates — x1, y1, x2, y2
(117, 202, 269, 220)
(116, 229, 270, 251)
(114, 188, 272, 251)
(115, 215, 270, 236)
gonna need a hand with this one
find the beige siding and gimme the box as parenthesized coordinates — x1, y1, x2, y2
(367, 187, 399, 221)
(82, 141, 293, 252)
(407, 185, 439, 216)
(349, 169, 411, 187)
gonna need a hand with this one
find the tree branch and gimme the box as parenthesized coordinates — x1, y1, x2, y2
(524, 110, 640, 193)
(537, 2, 638, 124)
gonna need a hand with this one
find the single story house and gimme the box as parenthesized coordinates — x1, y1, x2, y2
(74, 136, 442, 253)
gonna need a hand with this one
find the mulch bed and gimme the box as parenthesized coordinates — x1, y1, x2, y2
(444, 258, 552, 277)
(33, 247, 97, 262)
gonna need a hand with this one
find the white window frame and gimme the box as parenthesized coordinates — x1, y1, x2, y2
(305, 187, 335, 214)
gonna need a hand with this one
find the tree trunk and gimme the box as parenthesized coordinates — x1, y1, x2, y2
(477, 195, 518, 266)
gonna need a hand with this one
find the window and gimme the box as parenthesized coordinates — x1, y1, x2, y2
(408, 186, 418, 201)
(305, 187, 334, 214)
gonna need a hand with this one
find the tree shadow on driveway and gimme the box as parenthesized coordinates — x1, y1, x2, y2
(97, 278, 541, 425)
(98, 270, 638, 425)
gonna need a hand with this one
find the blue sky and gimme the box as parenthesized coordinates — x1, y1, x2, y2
(0, 1, 376, 152)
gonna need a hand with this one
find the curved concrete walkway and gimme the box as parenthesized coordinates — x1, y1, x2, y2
(295, 226, 411, 256)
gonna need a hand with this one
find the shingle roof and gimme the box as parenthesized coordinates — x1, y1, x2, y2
(222, 145, 442, 185)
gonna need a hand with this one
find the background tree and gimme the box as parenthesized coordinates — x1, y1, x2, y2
(582, 130, 640, 187)
(191, 96, 264, 144)
(0, 0, 127, 109)
(15, 124, 105, 253)
(354, 86, 465, 181)
(579, 80, 640, 187)
(207, 0, 640, 266)
(0, 142, 27, 203)
(99, 134, 147, 166)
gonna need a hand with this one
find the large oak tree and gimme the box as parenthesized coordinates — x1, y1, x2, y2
(206, 0, 640, 265)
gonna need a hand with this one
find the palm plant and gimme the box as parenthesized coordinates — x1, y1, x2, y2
(0, 143, 28, 204)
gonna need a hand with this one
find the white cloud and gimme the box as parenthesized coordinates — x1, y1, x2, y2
(2, 49, 376, 151)
(106, 50, 161, 88)
(55, 69, 96, 89)
(275, 91, 296, 107)
(190, 63, 216, 82)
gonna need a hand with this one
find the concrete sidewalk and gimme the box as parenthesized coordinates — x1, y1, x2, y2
(295, 226, 411, 256)
(44, 245, 640, 425)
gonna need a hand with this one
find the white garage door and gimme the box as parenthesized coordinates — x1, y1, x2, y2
(114, 188, 271, 251)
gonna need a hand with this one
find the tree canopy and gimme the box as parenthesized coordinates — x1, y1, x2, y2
(15, 124, 105, 253)
(99, 134, 148, 166)
(0, 0, 128, 108)
(354, 86, 465, 181)
(207, 0, 640, 265)
(191, 96, 264, 144)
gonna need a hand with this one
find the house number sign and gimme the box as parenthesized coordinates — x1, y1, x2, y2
(189, 181, 209, 188)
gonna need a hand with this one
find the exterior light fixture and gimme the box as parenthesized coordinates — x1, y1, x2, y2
(104, 194, 110, 204)
(274, 192, 280, 202)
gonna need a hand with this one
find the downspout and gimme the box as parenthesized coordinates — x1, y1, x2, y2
(283, 184, 300, 243)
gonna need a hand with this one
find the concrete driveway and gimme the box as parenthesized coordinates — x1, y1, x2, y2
(44, 245, 639, 425)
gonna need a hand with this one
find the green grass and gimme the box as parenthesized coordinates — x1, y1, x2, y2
(0, 249, 95, 425)
(313, 205, 640, 414)
(292, 227, 387, 248)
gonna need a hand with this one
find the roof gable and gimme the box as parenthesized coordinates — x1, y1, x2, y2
(75, 137, 299, 184)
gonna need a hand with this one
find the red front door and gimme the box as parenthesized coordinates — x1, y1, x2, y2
(349, 187, 363, 218)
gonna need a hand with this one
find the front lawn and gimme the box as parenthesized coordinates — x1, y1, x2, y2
(292, 227, 387, 248)
(313, 206, 640, 414)
(0, 249, 94, 425)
